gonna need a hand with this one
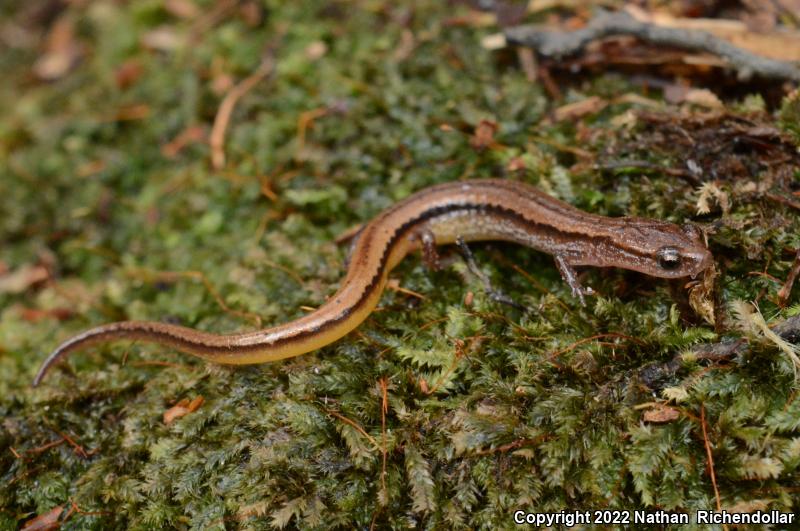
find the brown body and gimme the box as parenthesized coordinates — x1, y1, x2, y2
(34, 179, 712, 385)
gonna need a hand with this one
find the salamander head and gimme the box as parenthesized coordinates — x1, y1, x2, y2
(610, 220, 713, 279)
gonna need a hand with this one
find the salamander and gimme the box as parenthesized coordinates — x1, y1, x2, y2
(33, 178, 712, 385)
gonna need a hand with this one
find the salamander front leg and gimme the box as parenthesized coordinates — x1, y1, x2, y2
(456, 237, 528, 312)
(410, 228, 443, 271)
(554, 255, 594, 306)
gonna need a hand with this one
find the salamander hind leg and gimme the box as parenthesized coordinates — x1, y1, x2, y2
(411, 228, 443, 271)
(554, 254, 594, 306)
(455, 237, 528, 312)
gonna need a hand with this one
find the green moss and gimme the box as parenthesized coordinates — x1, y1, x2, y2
(2, 1, 800, 529)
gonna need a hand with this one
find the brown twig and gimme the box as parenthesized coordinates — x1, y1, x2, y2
(385, 278, 426, 300)
(327, 410, 378, 448)
(295, 107, 329, 160)
(747, 270, 783, 284)
(8, 465, 44, 487)
(65, 499, 113, 519)
(379, 377, 389, 502)
(24, 438, 66, 456)
(210, 54, 276, 169)
(547, 333, 647, 361)
(700, 405, 726, 529)
(505, 10, 800, 82)
(765, 191, 800, 212)
(529, 135, 594, 161)
(48, 426, 90, 459)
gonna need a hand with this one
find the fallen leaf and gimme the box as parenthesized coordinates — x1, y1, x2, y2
(211, 72, 235, 96)
(305, 40, 328, 60)
(22, 506, 63, 531)
(444, 10, 497, 28)
(33, 16, 83, 81)
(481, 33, 507, 50)
(163, 396, 204, 424)
(141, 26, 184, 52)
(419, 378, 429, 394)
(463, 291, 474, 306)
(76, 159, 107, 177)
(0, 264, 49, 294)
(469, 119, 498, 150)
(552, 96, 608, 122)
(506, 156, 526, 172)
(19, 307, 73, 322)
(665, 85, 724, 110)
(643, 404, 681, 423)
(113, 104, 151, 122)
(115, 60, 143, 89)
(238, 1, 265, 27)
(394, 29, 415, 61)
(161, 125, 207, 158)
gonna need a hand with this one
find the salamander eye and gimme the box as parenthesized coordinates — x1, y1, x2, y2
(656, 246, 682, 270)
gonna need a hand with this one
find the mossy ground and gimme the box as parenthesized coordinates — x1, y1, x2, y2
(1, 1, 800, 529)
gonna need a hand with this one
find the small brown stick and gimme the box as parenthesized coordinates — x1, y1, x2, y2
(700, 405, 726, 530)
(778, 249, 800, 307)
(295, 107, 329, 160)
(210, 55, 276, 170)
(8, 465, 44, 487)
(378, 377, 389, 501)
(747, 270, 783, 284)
(24, 438, 66, 456)
(48, 427, 90, 459)
(547, 333, 647, 361)
(529, 135, 593, 161)
(765, 192, 800, 212)
(64, 499, 113, 519)
(327, 410, 378, 448)
(385, 278, 426, 300)
(505, 10, 800, 82)
(262, 259, 305, 287)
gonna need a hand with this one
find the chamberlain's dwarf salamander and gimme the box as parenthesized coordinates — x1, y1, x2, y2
(33, 178, 712, 385)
